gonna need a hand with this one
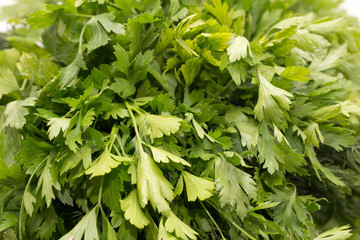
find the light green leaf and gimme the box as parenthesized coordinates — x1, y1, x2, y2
(137, 150, 174, 213)
(174, 174, 184, 197)
(304, 123, 324, 148)
(137, 114, 182, 139)
(227, 36, 252, 63)
(47, 117, 71, 140)
(59, 207, 99, 240)
(120, 190, 150, 229)
(192, 118, 217, 143)
(164, 212, 198, 240)
(310, 44, 347, 72)
(182, 171, 214, 201)
(16, 52, 58, 87)
(314, 225, 352, 240)
(23, 190, 36, 217)
(158, 217, 177, 240)
(81, 108, 96, 127)
(225, 107, 258, 148)
(5, 97, 37, 129)
(292, 29, 330, 52)
(149, 145, 191, 166)
(85, 149, 132, 179)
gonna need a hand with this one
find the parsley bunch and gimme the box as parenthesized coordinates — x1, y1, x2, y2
(1, 0, 360, 239)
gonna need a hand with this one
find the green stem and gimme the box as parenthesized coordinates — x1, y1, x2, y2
(108, 124, 119, 151)
(113, 145, 122, 157)
(97, 177, 104, 206)
(116, 136, 128, 157)
(124, 101, 142, 146)
(200, 202, 226, 240)
(231, 221, 256, 240)
(74, 13, 94, 18)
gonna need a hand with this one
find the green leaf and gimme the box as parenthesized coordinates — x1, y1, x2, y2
(65, 124, 83, 152)
(26, 6, 57, 29)
(305, 146, 345, 186)
(17, 52, 58, 87)
(85, 17, 110, 53)
(254, 73, 293, 126)
(215, 157, 257, 219)
(60, 145, 92, 174)
(113, 44, 129, 75)
(110, 78, 136, 98)
(269, 188, 311, 238)
(103, 103, 129, 120)
(85, 149, 132, 179)
(137, 114, 182, 139)
(179, 57, 202, 86)
(280, 66, 310, 82)
(5, 97, 36, 129)
(164, 212, 198, 240)
(36, 159, 60, 207)
(95, 13, 125, 35)
(258, 123, 283, 174)
(0, 66, 19, 97)
(228, 61, 247, 85)
(61, 53, 87, 85)
(59, 207, 99, 240)
(23, 189, 36, 217)
(120, 190, 150, 229)
(204, 0, 233, 26)
(182, 171, 214, 201)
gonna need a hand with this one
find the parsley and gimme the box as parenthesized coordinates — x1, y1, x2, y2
(0, 0, 360, 239)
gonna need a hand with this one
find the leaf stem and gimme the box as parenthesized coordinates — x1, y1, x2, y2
(124, 101, 142, 144)
(74, 13, 94, 18)
(97, 177, 104, 206)
(231, 221, 256, 240)
(200, 202, 226, 240)
(116, 135, 128, 157)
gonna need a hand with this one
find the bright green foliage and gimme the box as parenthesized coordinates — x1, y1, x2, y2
(0, 0, 360, 239)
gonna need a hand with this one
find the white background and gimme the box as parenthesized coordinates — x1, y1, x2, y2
(0, 0, 359, 32)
